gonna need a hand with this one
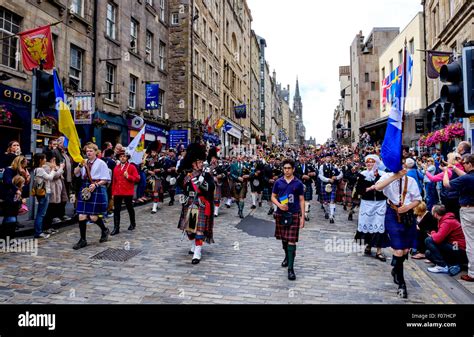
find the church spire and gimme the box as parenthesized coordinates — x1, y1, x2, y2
(294, 77, 301, 100)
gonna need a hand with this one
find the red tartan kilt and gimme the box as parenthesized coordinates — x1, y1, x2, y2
(336, 181, 345, 203)
(274, 212, 301, 242)
(344, 187, 353, 204)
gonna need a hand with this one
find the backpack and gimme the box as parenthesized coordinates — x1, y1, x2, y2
(31, 169, 46, 198)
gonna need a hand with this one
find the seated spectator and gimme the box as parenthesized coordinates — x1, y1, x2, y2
(412, 202, 438, 259)
(425, 205, 468, 276)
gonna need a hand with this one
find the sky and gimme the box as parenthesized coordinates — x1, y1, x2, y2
(247, 0, 423, 144)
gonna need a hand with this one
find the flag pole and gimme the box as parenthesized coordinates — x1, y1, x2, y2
(0, 20, 62, 41)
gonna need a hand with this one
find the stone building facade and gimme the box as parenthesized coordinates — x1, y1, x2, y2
(350, 28, 399, 146)
(332, 65, 351, 144)
(249, 30, 261, 141)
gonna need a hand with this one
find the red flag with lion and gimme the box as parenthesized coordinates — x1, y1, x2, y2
(19, 25, 55, 71)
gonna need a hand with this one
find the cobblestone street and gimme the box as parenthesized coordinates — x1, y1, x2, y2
(1, 195, 472, 304)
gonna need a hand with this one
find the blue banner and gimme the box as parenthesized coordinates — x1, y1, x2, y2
(203, 132, 221, 145)
(145, 83, 159, 110)
(169, 129, 189, 149)
(234, 105, 246, 119)
(145, 124, 168, 137)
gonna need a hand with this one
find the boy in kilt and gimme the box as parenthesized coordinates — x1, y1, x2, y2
(177, 143, 215, 264)
(318, 153, 343, 224)
(295, 155, 317, 221)
(73, 143, 111, 250)
(272, 158, 305, 280)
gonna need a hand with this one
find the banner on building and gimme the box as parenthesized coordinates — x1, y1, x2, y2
(426, 51, 452, 79)
(169, 129, 189, 149)
(234, 105, 247, 119)
(73, 93, 95, 124)
(145, 83, 159, 110)
(19, 25, 55, 71)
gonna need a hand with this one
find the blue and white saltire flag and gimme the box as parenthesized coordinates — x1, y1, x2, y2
(407, 50, 414, 89)
(381, 58, 406, 173)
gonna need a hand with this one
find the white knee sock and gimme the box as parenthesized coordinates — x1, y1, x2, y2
(214, 206, 219, 216)
(330, 204, 336, 217)
(305, 203, 310, 214)
(251, 193, 257, 206)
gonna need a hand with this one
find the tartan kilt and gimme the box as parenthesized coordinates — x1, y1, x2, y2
(220, 179, 231, 198)
(320, 183, 336, 203)
(178, 198, 214, 244)
(262, 184, 273, 201)
(231, 181, 248, 199)
(76, 183, 108, 215)
(153, 178, 164, 195)
(336, 180, 345, 203)
(344, 185, 354, 205)
(275, 212, 301, 242)
(303, 184, 313, 201)
(214, 184, 222, 205)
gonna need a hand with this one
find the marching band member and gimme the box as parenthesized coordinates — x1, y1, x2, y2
(163, 148, 178, 206)
(177, 142, 215, 264)
(262, 154, 277, 215)
(73, 143, 111, 250)
(207, 147, 225, 217)
(249, 157, 265, 210)
(295, 155, 317, 221)
(230, 155, 250, 219)
(375, 161, 422, 299)
(145, 141, 164, 214)
(318, 153, 343, 223)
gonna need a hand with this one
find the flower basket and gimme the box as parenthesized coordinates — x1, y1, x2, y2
(92, 118, 107, 128)
(0, 105, 12, 124)
(40, 116, 57, 128)
(419, 123, 465, 148)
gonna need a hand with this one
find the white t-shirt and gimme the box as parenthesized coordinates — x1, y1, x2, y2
(378, 173, 422, 206)
(76, 159, 111, 181)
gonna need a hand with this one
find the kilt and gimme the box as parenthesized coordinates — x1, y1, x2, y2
(343, 185, 354, 205)
(320, 183, 336, 203)
(262, 185, 272, 201)
(336, 180, 345, 203)
(303, 184, 313, 201)
(153, 178, 164, 195)
(178, 197, 214, 244)
(220, 179, 231, 198)
(76, 183, 108, 215)
(214, 184, 222, 206)
(249, 179, 264, 193)
(384, 206, 417, 250)
(231, 181, 248, 199)
(275, 212, 301, 242)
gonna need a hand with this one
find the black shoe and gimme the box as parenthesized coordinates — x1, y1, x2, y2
(391, 268, 399, 285)
(288, 269, 296, 281)
(329, 218, 335, 224)
(325, 213, 329, 219)
(305, 214, 310, 221)
(268, 208, 274, 215)
(238, 211, 244, 219)
(348, 213, 353, 221)
(169, 200, 174, 206)
(128, 224, 136, 231)
(73, 239, 87, 250)
(226, 204, 231, 209)
(281, 257, 288, 268)
(110, 227, 120, 236)
(343, 205, 347, 211)
(259, 202, 262, 207)
(192, 258, 200, 264)
(251, 205, 256, 209)
(397, 284, 407, 298)
(99, 228, 110, 243)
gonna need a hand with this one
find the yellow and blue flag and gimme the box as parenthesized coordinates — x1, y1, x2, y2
(279, 195, 289, 205)
(53, 69, 84, 163)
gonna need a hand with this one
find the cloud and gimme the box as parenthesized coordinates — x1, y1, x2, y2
(247, 0, 422, 143)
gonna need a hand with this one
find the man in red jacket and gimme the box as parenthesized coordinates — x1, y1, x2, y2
(425, 205, 468, 276)
(111, 150, 140, 235)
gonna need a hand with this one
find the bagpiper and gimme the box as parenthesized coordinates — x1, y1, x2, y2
(177, 142, 215, 264)
(249, 157, 265, 209)
(318, 153, 343, 224)
(145, 141, 165, 214)
(229, 155, 250, 218)
(262, 154, 277, 215)
(163, 148, 178, 206)
(295, 154, 317, 221)
(207, 147, 226, 217)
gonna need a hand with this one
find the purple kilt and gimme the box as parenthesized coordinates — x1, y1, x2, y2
(320, 183, 337, 203)
(275, 212, 301, 242)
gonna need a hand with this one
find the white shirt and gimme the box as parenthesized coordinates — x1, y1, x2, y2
(318, 164, 343, 183)
(378, 173, 422, 206)
(76, 159, 111, 181)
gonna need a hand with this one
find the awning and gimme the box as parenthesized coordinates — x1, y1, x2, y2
(360, 116, 389, 131)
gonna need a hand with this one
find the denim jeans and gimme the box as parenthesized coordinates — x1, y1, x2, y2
(137, 170, 147, 199)
(425, 182, 439, 213)
(34, 193, 50, 237)
(425, 237, 468, 267)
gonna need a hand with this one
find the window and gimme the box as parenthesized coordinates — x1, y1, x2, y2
(158, 89, 164, 118)
(226, 20, 229, 45)
(389, 59, 393, 73)
(145, 30, 153, 63)
(0, 8, 21, 70)
(382, 67, 385, 79)
(70, 0, 84, 17)
(409, 38, 415, 55)
(371, 82, 375, 91)
(129, 75, 137, 109)
(215, 36, 219, 57)
(398, 49, 403, 65)
(69, 45, 83, 91)
(171, 13, 179, 25)
(209, 65, 212, 86)
(193, 8, 199, 31)
(106, 3, 117, 40)
(202, 98, 206, 118)
(201, 57, 206, 81)
(193, 94, 199, 118)
(193, 50, 199, 74)
(159, 0, 165, 22)
(367, 100, 372, 109)
(105, 63, 116, 101)
(203, 19, 207, 41)
(214, 71, 218, 92)
(146, 0, 153, 5)
(159, 41, 166, 70)
(364, 73, 369, 82)
(208, 27, 212, 48)
(130, 18, 138, 53)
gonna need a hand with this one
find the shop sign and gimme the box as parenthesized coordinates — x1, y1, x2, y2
(73, 93, 95, 125)
(32, 118, 41, 131)
(169, 129, 188, 148)
(0, 84, 31, 105)
(415, 119, 424, 134)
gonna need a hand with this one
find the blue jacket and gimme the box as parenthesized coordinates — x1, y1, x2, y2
(407, 168, 424, 194)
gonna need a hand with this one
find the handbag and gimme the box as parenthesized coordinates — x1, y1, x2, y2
(31, 169, 46, 198)
(281, 211, 294, 227)
(18, 203, 29, 216)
